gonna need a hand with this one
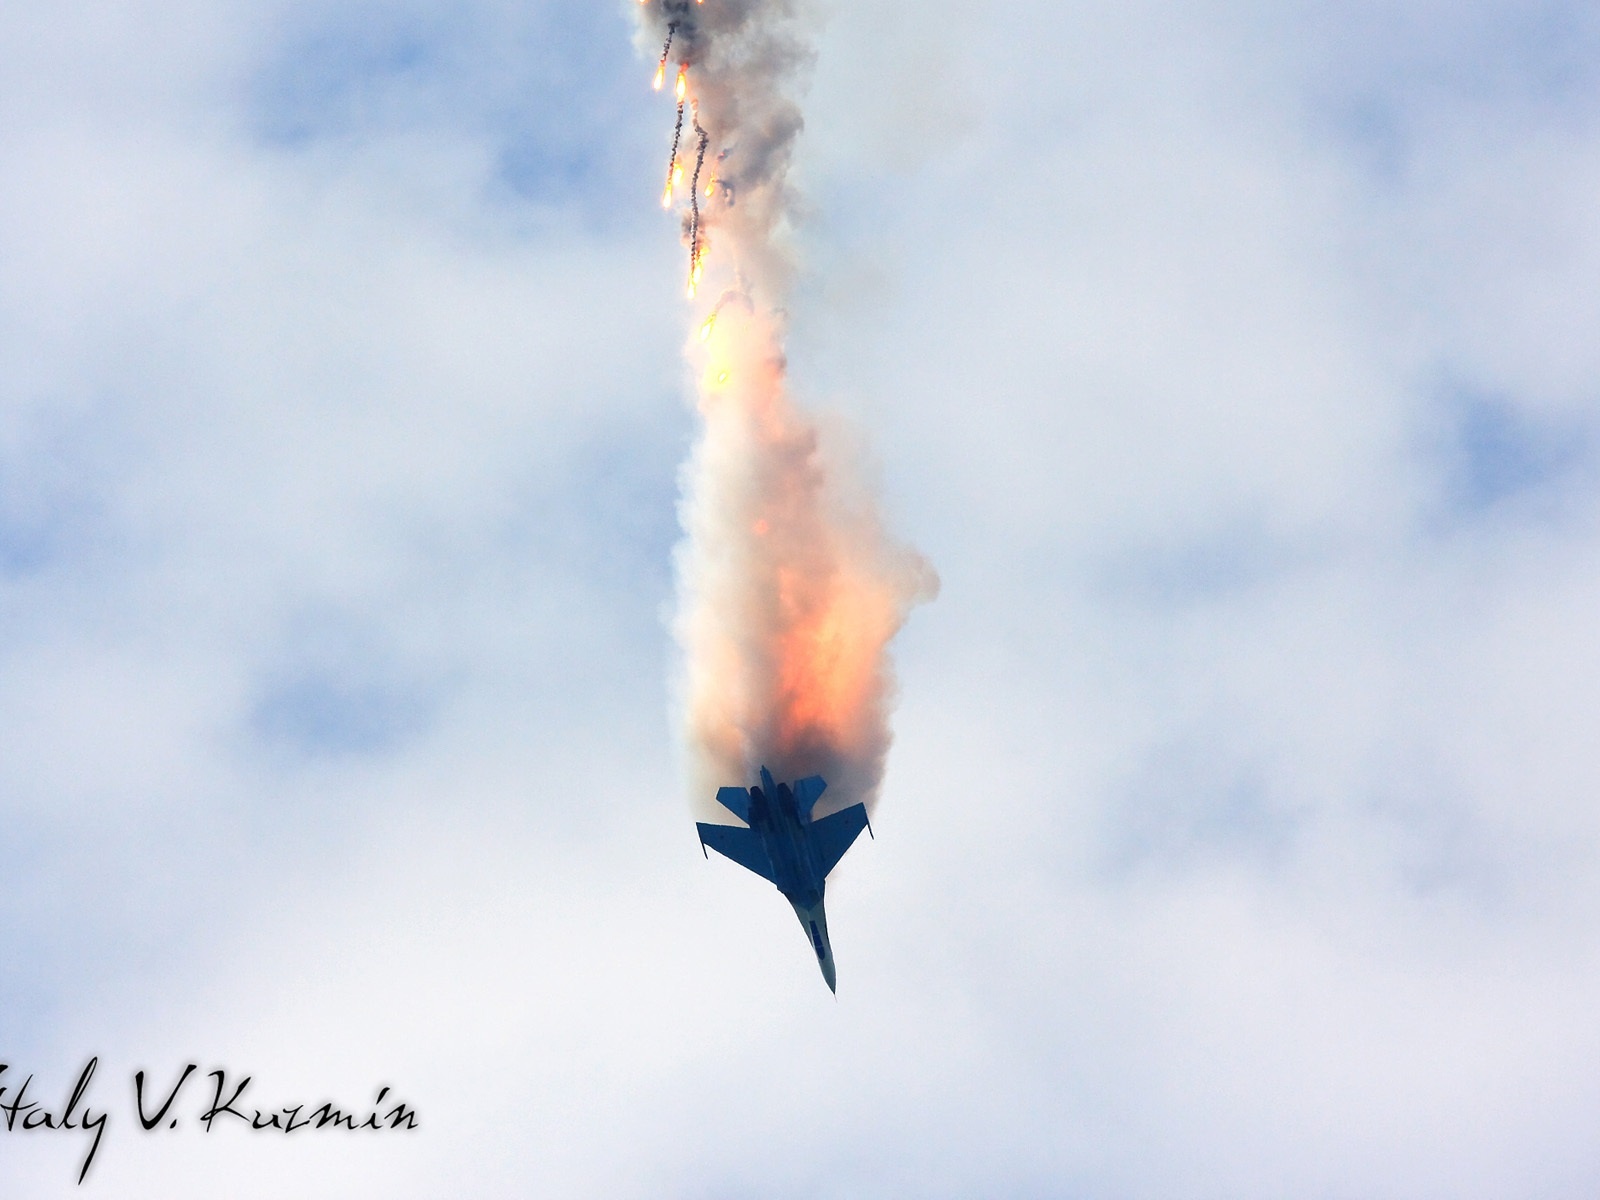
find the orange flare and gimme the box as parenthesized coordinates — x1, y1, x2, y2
(699, 314, 716, 341)
(653, 63, 665, 90)
(675, 66, 687, 101)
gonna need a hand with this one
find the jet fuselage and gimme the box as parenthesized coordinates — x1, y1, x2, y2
(696, 766, 872, 992)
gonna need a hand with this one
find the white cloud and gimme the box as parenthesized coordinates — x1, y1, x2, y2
(5, 0, 1600, 1196)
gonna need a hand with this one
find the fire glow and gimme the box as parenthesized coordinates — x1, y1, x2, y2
(639, 0, 935, 813)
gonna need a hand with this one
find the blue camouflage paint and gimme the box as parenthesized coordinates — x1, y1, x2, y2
(696, 767, 871, 993)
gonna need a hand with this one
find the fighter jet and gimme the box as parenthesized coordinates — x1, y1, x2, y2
(696, 766, 872, 993)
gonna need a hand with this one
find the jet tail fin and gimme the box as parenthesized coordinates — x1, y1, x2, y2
(714, 786, 751, 822)
(792, 775, 827, 820)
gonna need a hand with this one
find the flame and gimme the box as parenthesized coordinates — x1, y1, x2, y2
(677, 312, 936, 808)
(643, 0, 937, 818)
(768, 567, 902, 759)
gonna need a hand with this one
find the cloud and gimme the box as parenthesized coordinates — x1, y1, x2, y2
(5, 0, 1600, 1197)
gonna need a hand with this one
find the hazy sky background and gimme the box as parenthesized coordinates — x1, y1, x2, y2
(3, 0, 1600, 1195)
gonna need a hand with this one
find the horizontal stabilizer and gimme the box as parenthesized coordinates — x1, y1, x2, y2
(714, 786, 752, 822)
(806, 803, 870, 879)
(792, 775, 827, 820)
(697, 822, 776, 884)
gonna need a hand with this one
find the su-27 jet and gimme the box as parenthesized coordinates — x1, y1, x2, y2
(697, 767, 872, 993)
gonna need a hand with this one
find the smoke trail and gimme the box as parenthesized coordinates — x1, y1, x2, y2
(638, 0, 936, 816)
(656, 21, 677, 82)
(652, 21, 677, 92)
(688, 113, 710, 280)
(662, 99, 684, 209)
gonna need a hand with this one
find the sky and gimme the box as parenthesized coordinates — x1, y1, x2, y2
(2, 0, 1600, 1195)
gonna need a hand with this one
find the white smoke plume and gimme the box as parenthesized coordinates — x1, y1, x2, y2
(635, 0, 937, 815)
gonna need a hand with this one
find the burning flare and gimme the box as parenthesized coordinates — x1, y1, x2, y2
(654, 21, 676, 91)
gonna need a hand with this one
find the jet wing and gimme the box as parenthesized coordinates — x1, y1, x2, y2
(697, 822, 776, 884)
(806, 803, 870, 879)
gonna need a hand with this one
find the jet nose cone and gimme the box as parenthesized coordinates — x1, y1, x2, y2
(791, 898, 838, 994)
